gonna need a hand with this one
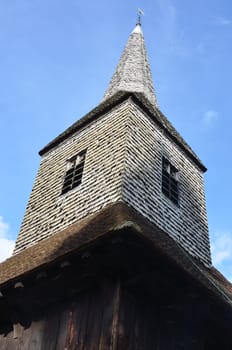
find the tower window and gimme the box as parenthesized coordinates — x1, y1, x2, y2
(61, 150, 86, 195)
(162, 157, 179, 205)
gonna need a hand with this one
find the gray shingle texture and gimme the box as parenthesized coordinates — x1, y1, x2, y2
(122, 100, 211, 266)
(14, 101, 130, 253)
(103, 24, 158, 108)
(14, 97, 211, 266)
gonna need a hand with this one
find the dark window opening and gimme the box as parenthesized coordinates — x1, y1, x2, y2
(61, 150, 86, 195)
(162, 157, 179, 205)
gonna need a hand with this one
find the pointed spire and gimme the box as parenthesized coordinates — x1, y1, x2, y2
(102, 23, 158, 107)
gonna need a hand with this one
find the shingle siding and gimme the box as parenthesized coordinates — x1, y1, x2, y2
(14, 101, 129, 253)
(122, 101, 211, 266)
(14, 98, 211, 267)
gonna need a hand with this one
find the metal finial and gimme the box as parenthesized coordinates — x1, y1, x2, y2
(137, 8, 144, 25)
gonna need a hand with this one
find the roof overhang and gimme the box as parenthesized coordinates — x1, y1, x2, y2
(39, 91, 207, 172)
(0, 202, 230, 308)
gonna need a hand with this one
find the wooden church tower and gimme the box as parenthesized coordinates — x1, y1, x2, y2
(0, 23, 232, 349)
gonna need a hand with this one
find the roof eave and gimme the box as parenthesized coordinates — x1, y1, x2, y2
(0, 202, 231, 308)
(39, 91, 206, 172)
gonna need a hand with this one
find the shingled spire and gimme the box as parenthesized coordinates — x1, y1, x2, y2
(103, 23, 158, 107)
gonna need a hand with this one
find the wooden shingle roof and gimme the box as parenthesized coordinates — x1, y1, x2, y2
(39, 92, 206, 172)
(0, 202, 231, 307)
(102, 24, 158, 107)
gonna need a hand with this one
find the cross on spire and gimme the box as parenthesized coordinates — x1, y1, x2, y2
(137, 8, 144, 25)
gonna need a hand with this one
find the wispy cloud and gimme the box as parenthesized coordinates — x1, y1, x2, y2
(0, 216, 14, 262)
(202, 110, 218, 127)
(156, 0, 200, 58)
(211, 16, 231, 26)
(211, 232, 232, 266)
(196, 43, 205, 54)
(156, 0, 187, 57)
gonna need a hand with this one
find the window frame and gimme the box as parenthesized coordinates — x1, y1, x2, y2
(161, 157, 179, 206)
(61, 149, 87, 195)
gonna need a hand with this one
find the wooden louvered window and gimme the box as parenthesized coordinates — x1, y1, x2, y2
(61, 150, 86, 195)
(162, 157, 179, 205)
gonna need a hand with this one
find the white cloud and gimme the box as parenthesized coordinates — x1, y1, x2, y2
(0, 216, 9, 237)
(202, 110, 218, 126)
(211, 16, 231, 26)
(0, 216, 15, 262)
(211, 232, 232, 265)
(0, 238, 15, 262)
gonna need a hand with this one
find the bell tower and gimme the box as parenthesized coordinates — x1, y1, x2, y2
(1, 22, 231, 350)
(15, 23, 210, 267)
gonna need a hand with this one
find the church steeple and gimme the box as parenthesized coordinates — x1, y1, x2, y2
(1, 19, 231, 350)
(103, 23, 158, 107)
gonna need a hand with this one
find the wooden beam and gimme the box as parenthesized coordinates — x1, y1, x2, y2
(36, 271, 48, 280)
(110, 279, 121, 350)
(13, 323, 24, 339)
(14, 282, 24, 289)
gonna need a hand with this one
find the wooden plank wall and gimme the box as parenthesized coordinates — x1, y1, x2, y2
(0, 282, 115, 350)
(0, 280, 230, 350)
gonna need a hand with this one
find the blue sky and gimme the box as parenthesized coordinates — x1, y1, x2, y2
(0, 0, 232, 280)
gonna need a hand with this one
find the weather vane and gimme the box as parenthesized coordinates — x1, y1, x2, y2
(137, 8, 144, 25)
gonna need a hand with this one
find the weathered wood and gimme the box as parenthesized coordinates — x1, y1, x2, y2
(27, 318, 45, 350)
(98, 284, 115, 350)
(133, 299, 147, 350)
(78, 292, 91, 350)
(13, 323, 24, 339)
(4, 331, 17, 350)
(0, 334, 8, 350)
(65, 304, 77, 349)
(17, 322, 33, 350)
(55, 305, 70, 350)
(83, 287, 103, 350)
(117, 290, 136, 350)
(143, 304, 158, 350)
(110, 279, 121, 350)
(0, 279, 231, 350)
(41, 307, 61, 349)
(1, 234, 232, 350)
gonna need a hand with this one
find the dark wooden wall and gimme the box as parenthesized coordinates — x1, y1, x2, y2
(0, 282, 115, 350)
(0, 231, 231, 350)
(0, 278, 231, 350)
